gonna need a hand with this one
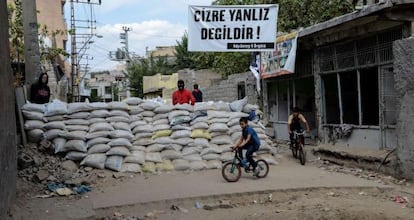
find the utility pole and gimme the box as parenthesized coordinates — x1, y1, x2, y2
(70, 0, 101, 102)
(22, 0, 41, 87)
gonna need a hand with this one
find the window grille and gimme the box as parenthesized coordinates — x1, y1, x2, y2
(336, 42, 355, 70)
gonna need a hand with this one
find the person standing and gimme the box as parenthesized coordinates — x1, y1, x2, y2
(192, 84, 203, 103)
(30, 73, 50, 104)
(172, 79, 195, 105)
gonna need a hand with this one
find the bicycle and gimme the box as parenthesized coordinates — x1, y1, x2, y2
(222, 148, 269, 182)
(291, 130, 306, 165)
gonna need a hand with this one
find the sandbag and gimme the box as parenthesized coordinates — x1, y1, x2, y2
(171, 124, 191, 131)
(65, 151, 87, 161)
(129, 106, 145, 115)
(189, 161, 207, 170)
(168, 110, 190, 122)
(153, 113, 169, 121)
(209, 118, 230, 124)
(66, 112, 90, 119)
(139, 111, 156, 117)
(208, 123, 229, 133)
(139, 101, 160, 111)
(106, 146, 130, 156)
(171, 130, 191, 139)
(174, 104, 193, 112)
(183, 154, 202, 161)
(207, 110, 230, 119)
(170, 116, 192, 126)
(210, 135, 232, 145)
(220, 152, 234, 162)
(174, 138, 193, 146)
(108, 101, 129, 111)
(106, 116, 130, 123)
(86, 131, 110, 139)
(155, 137, 176, 145)
(229, 97, 248, 112)
(105, 155, 123, 172)
(153, 124, 171, 132)
(87, 144, 111, 154)
(63, 130, 87, 141)
(89, 118, 106, 124)
(62, 140, 87, 152)
(133, 138, 154, 146)
(123, 97, 143, 105)
(43, 129, 65, 140)
(43, 115, 66, 122)
(191, 129, 211, 139)
(130, 120, 147, 130)
(53, 138, 66, 153)
(43, 121, 66, 130)
(81, 153, 106, 169)
(121, 163, 142, 173)
(154, 105, 173, 114)
(201, 153, 221, 160)
(109, 130, 134, 140)
(108, 138, 132, 148)
(212, 102, 230, 111)
(190, 116, 208, 125)
(89, 109, 110, 118)
(181, 146, 202, 156)
(67, 102, 92, 114)
(24, 120, 45, 130)
(172, 159, 190, 171)
(143, 117, 153, 123)
(111, 122, 131, 132)
(163, 144, 183, 152)
(142, 162, 156, 173)
(194, 102, 213, 111)
(88, 102, 108, 110)
(191, 122, 209, 129)
(66, 125, 89, 132)
(206, 160, 222, 169)
(22, 111, 44, 120)
(153, 118, 169, 126)
(124, 150, 146, 164)
(145, 152, 162, 163)
(152, 130, 172, 139)
(65, 119, 89, 126)
(228, 111, 250, 120)
(200, 146, 223, 156)
(22, 103, 46, 112)
(134, 132, 153, 139)
(161, 150, 182, 160)
(146, 144, 166, 152)
(193, 138, 210, 148)
(242, 104, 259, 113)
(132, 124, 154, 134)
(109, 110, 130, 118)
(227, 118, 240, 127)
(156, 160, 174, 171)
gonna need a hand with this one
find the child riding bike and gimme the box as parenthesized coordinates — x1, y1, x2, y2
(232, 117, 261, 176)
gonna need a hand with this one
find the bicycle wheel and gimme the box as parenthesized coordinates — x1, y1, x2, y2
(291, 145, 298, 158)
(298, 144, 306, 165)
(222, 162, 241, 182)
(255, 159, 269, 178)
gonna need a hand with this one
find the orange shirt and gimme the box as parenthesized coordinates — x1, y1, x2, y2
(172, 89, 195, 105)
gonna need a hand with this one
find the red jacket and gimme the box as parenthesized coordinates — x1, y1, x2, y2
(172, 89, 195, 105)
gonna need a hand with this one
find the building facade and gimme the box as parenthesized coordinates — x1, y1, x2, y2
(261, 0, 414, 178)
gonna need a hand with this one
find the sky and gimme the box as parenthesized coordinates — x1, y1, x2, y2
(66, 0, 213, 72)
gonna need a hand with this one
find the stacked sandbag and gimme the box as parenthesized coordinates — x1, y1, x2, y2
(42, 100, 68, 156)
(168, 104, 193, 171)
(22, 103, 47, 143)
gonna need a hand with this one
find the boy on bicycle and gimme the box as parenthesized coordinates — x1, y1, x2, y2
(232, 117, 261, 176)
(288, 107, 311, 148)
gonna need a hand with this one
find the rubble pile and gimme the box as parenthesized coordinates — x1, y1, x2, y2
(21, 97, 277, 173)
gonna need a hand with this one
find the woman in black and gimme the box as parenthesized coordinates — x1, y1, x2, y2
(30, 73, 50, 104)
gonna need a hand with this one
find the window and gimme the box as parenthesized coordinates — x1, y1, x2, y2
(237, 82, 246, 100)
(340, 71, 359, 125)
(105, 86, 111, 95)
(360, 68, 379, 125)
(322, 74, 340, 124)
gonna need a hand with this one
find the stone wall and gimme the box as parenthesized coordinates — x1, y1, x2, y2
(394, 37, 414, 179)
(177, 69, 222, 92)
(203, 72, 259, 105)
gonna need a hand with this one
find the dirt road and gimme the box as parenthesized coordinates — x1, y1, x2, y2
(9, 151, 414, 220)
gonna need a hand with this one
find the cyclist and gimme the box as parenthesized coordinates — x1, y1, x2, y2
(232, 117, 261, 176)
(288, 107, 311, 148)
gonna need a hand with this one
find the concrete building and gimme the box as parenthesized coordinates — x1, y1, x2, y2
(87, 70, 128, 102)
(146, 46, 176, 63)
(261, 0, 414, 178)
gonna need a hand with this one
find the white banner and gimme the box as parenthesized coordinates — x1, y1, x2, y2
(260, 31, 298, 78)
(188, 4, 278, 52)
